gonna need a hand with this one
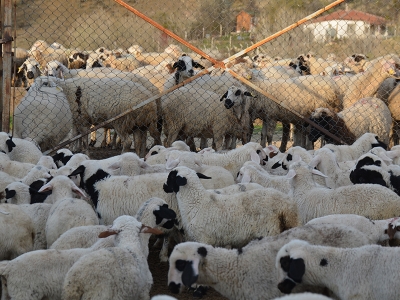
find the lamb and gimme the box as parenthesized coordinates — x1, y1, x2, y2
(51, 148, 74, 167)
(16, 57, 42, 88)
(316, 132, 388, 162)
(33, 75, 158, 156)
(308, 97, 392, 146)
(164, 150, 235, 189)
(163, 166, 299, 247)
(5, 181, 51, 205)
(0, 152, 36, 178)
(37, 155, 58, 170)
(107, 152, 168, 176)
(287, 158, 400, 224)
(0, 132, 43, 164)
(340, 54, 399, 109)
(194, 141, 267, 177)
(237, 161, 291, 194)
(28, 40, 68, 69)
(161, 85, 251, 150)
(249, 71, 342, 149)
(128, 44, 183, 66)
(276, 239, 400, 299)
(349, 163, 400, 196)
(308, 147, 353, 188)
(144, 140, 191, 164)
(38, 175, 99, 246)
(102, 53, 145, 71)
(50, 197, 177, 251)
(61, 216, 163, 300)
(168, 222, 375, 300)
(0, 215, 162, 300)
(0, 204, 35, 260)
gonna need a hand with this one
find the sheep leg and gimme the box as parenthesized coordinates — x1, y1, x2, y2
(89, 125, 96, 147)
(260, 118, 276, 147)
(100, 128, 111, 148)
(279, 122, 291, 152)
(166, 130, 180, 147)
(133, 129, 146, 157)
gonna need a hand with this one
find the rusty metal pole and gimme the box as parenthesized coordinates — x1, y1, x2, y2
(1, 0, 13, 133)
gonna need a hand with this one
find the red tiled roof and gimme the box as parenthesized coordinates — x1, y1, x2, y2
(309, 10, 387, 25)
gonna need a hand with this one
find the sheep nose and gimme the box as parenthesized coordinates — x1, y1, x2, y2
(188, 69, 194, 76)
(27, 71, 34, 79)
(224, 99, 234, 109)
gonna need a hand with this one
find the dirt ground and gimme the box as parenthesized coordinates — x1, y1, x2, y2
(88, 148, 228, 300)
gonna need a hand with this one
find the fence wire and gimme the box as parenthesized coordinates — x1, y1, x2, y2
(2, 0, 400, 157)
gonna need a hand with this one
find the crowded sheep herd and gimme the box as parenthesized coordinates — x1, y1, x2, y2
(0, 131, 400, 299)
(1, 39, 400, 299)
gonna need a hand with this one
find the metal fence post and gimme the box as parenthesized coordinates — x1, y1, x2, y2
(1, 0, 12, 133)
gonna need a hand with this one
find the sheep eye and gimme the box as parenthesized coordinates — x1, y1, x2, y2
(175, 259, 186, 272)
(235, 90, 241, 96)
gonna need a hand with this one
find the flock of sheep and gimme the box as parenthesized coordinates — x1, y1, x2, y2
(0, 128, 400, 299)
(2, 38, 400, 299)
(9, 39, 400, 156)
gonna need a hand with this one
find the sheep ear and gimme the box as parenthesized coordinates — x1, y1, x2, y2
(308, 156, 320, 169)
(243, 91, 256, 98)
(108, 162, 121, 172)
(6, 137, 16, 152)
(166, 157, 180, 170)
(140, 224, 164, 235)
(385, 151, 397, 159)
(98, 229, 120, 238)
(286, 169, 296, 179)
(38, 182, 53, 193)
(241, 172, 251, 184)
(181, 258, 200, 287)
(196, 173, 211, 179)
(138, 159, 150, 169)
(219, 91, 228, 102)
(72, 184, 87, 198)
(250, 150, 260, 164)
(311, 169, 328, 178)
(69, 165, 85, 177)
(192, 61, 205, 69)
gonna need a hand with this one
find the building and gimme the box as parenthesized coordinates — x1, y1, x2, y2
(303, 8, 388, 42)
(236, 11, 253, 33)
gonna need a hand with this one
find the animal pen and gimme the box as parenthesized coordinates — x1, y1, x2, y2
(1, 0, 400, 157)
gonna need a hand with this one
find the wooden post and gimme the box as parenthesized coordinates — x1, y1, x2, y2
(1, 0, 12, 133)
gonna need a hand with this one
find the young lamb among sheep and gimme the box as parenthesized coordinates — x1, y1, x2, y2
(276, 239, 400, 299)
(287, 157, 400, 224)
(168, 222, 375, 300)
(163, 166, 299, 248)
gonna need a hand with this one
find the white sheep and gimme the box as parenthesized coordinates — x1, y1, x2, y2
(0, 204, 35, 260)
(276, 239, 400, 299)
(163, 166, 299, 247)
(272, 293, 333, 300)
(195, 141, 267, 177)
(340, 54, 399, 109)
(167, 222, 374, 300)
(0, 132, 43, 164)
(19, 203, 52, 250)
(237, 161, 291, 194)
(306, 214, 400, 244)
(319, 132, 388, 162)
(308, 97, 392, 146)
(144, 140, 191, 164)
(16, 57, 42, 88)
(34, 75, 158, 156)
(50, 197, 177, 251)
(287, 158, 400, 224)
(0, 152, 35, 178)
(61, 216, 163, 300)
(38, 175, 99, 246)
(308, 147, 353, 188)
(164, 150, 235, 189)
(0, 215, 162, 300)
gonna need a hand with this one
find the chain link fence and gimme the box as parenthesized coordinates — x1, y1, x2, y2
(2, 0, 400, 157)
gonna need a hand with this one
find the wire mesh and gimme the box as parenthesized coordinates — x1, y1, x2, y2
(4, 0, 400, 157)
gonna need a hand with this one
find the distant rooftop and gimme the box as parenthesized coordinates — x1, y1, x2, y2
(309, 9, 387, 25)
